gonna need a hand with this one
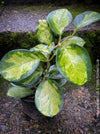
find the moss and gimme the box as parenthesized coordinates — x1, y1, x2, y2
(0, 32, 39, 59)
(0, 76, 11, 97)
(0, 31, 100, 64)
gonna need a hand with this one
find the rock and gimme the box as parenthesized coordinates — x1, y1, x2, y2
(0, 125, 6, 132)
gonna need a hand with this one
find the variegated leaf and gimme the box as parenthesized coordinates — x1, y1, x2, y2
(56, 44, 92, 85)
(7, 86, 33, 98)
(35, 80, 63, 117)
(30, 43, 55, 61)
(74, 11, 100, 29)
(12, 65, 43, 88)
(47, 9, 72, 35)
(53, 79, 67, 87)
(62, 36, 85, 47)
(0, 49, 40, 82)
(37, 20, 54, 45)
(48, 65, 67, 87)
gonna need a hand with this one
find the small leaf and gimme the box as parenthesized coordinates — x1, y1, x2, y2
(0, 49, 40, 82)
(56, 44, 92, 85)
(47, 9, 72, 35)
(62, 36, 85, 47)
(48, 65, 67, 87)
(74, 11, 100, 29)
(49, 65, 64, 79)
(12, 65, 43, 88)
(7, 86, 33, 98)
(35, 80, 63, 117)
(37, 20, 54, 45)
(30, 43, 55, 61)
(53, 79, 67, 87)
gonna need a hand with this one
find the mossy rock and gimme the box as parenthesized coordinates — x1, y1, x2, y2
(0, 31, 100, 64)
(0, 32, 39, 59)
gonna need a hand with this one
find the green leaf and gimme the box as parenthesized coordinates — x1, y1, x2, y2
(74, 11, 100, 29)
(0, 49, 40, 82)
(47, 9, 72, 35)
(7, 86, 33, 98)
(35, 80, 63, 117)
(49, 65, 64, 79)
(48, 65, 67, 87)
(37, 20, 54, 45)
(56, 44, 92, 85)
(53, 79, 67, 87)
(30, 43, 55, 61)
(12, 65, 43, 88)
(62, 36, 85, 47)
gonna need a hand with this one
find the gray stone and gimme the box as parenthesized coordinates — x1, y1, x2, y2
(0, 125, 6, 131)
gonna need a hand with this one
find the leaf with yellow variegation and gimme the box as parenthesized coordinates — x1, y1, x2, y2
(56, 44, 92, 85)
(37, 20, 54, 45)
(74, 11, 100, 29)
(35, 80, 63, 117)
(0, 49, 40, 82)
(47, 9, 72, 35)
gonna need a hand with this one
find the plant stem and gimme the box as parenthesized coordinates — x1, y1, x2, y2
(71, 28, 77, 37)
(43, 54, 50, 80)
(42, 28, 78, 81)
(54, 28, 78, 49)
(54, 35, 71, 48)
(58, 34, 61, 43)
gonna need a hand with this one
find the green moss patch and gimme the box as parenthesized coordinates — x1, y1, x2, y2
(0, 31, 100, 64)
(0, 32, 39, 59)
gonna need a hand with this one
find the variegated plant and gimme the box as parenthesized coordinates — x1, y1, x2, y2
(0, 9, 100, 117)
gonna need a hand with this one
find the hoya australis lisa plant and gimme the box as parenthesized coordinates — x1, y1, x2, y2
(0, 9, 100, 117)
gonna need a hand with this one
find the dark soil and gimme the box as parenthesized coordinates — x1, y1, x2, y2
(0, 66, 100, 134)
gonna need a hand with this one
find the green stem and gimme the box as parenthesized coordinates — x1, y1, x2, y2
(55, 36, 71, 48)
(43, 54, 50, 80)
(58, 34, 61, 44)
(71, 28, 78, 37)
(54, 28, 78, 49)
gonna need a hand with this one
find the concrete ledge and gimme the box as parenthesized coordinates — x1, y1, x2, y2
(0, 5, 100, 33)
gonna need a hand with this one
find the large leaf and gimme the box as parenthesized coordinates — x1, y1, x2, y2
(56, 44, 92, 85)
(47, 9, 72, 35)
(35, 80, 63, 117)
(74, 11, 100, 29)
(7, 86, 33, 98)
(37, 20, 54, 45)
(0, 49, 40, 82)
(62, 36, 85, 47)
(12, 65, 43, 88)
(30, 43, 55, 61)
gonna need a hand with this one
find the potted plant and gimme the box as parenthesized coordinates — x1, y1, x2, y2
(0, 9, 100, 118)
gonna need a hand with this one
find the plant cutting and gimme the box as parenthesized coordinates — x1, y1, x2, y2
(0, 9, 100, 117)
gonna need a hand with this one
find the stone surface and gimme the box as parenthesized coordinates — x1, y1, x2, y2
(0, 5, 100, 33)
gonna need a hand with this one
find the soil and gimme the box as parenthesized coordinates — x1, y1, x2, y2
(0, 66, 100, 134)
